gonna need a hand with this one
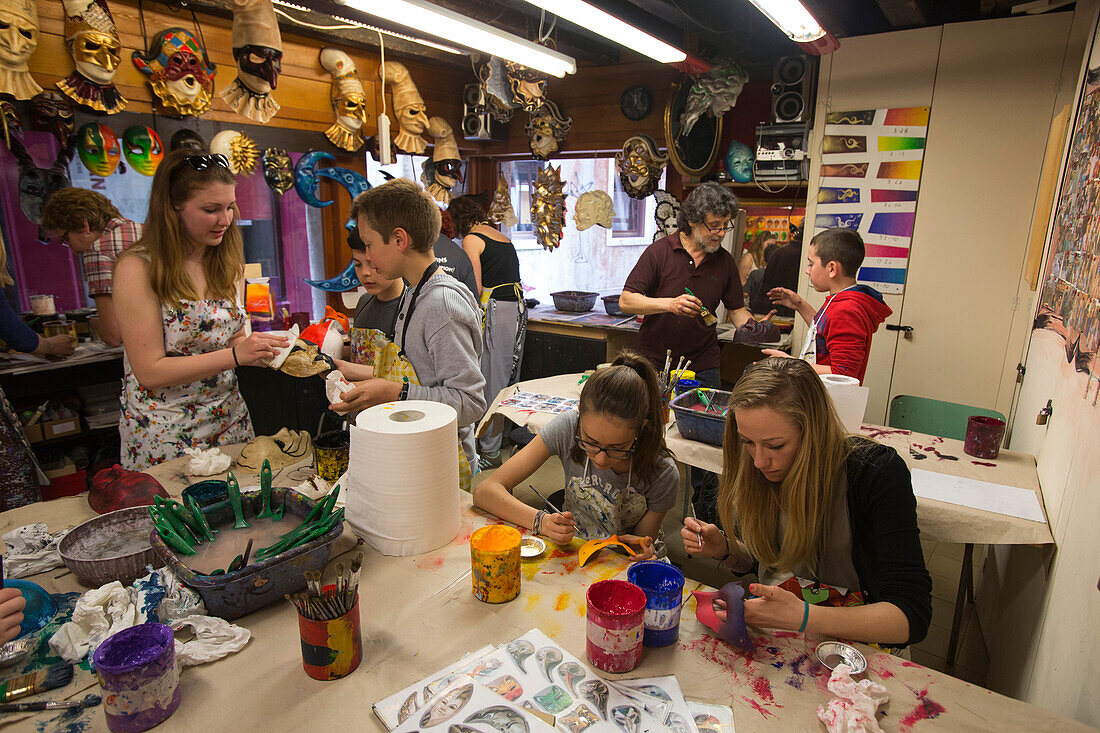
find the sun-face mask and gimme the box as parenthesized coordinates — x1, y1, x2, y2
(320, 48, 367, 152)
(122, 125, 164, 176)
(220, 0, 283, 123)
(132, 27, 216, 117)
(210, 129, 258, 176)
(616, 134, 669, 200)
(261, 147, 292, 195)
(57, 0, 126, 114)
(29, 91, 75, 145)
(0, 0, 43, 99)
(77, 122, 120, 176)
(380, 61, 429, 155)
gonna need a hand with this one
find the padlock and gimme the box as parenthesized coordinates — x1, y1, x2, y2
(1036, 399, 1053, 425)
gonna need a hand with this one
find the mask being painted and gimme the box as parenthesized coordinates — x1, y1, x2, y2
(531, 165, 565, 252)
(77, 122, 121, 177)
(725, 140, 754, 183)
(573, 190, 614, 231)
(421, 117, 462, 205)
(122, 125, 164, 176)
(320, 48, 367, 152)
(57, 0, 127, 114)
(210, 129, 259, 176)
(379, 61, 429, 155)
(30, 91, 75, 146)
(221, 0, 283, 124)
(261, 147, 293, 195)
(526, 99, 572, 160)
(132, 27, 216, 117)
(0, 0, 42, 99)
(680, 61, 749, 137)
(653, 190, 680, 241)
(615, 134, 669, 200)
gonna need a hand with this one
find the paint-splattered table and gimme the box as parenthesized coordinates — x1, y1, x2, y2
(1, 450, 1090, 732)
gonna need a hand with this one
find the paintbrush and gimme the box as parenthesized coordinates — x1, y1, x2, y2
(429, 569, 472, 600)
(684, 287, 718, 326)
(528, 484, 563, 514)
(685, 500, 703, 555)
(0, 663, 74, 703)
(0, 694, 102, 713)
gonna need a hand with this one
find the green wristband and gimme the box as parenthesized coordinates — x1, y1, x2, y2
(798, 600, 810, 632)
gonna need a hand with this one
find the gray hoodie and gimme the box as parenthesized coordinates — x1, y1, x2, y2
(394, 267, 486, 467)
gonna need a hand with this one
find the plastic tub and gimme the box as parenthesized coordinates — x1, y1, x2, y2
(149, 488, 342, 620)
(59, 506, 164, 587)
(670, 388, 731, 446)
(550, 291, 598, 312)
(601, 294, 624, 316)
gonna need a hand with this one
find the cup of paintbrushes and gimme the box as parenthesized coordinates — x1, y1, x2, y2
(291, 559, 362, 680)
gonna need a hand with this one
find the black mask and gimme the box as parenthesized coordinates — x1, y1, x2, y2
(170, 128, 206, 153)
(235, 45, 282, 89)
(19, 165, 70, 224)
(261, 147, 292, 195)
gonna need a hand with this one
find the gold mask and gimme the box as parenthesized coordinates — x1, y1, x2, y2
(73, 29, 120, 83)
(336, 95, 367, 129)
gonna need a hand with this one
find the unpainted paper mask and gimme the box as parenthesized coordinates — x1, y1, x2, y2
(77, 122, 121, 176)
(132, 27, 216, 117)
(574, 190, 614, 231)
(122, 125, 164, 176)
(261, 147, 293, 195)
(379, 61, 429, 155)
(0, 0, 42, 99)
(29, 91, 75, 144)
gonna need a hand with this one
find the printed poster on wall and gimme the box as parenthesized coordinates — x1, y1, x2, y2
(813, 107, 930, 295)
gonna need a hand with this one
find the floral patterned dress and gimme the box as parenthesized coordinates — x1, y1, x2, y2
(119, 298, 254, 470)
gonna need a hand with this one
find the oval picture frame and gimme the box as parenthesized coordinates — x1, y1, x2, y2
(663, 79, 723, 177)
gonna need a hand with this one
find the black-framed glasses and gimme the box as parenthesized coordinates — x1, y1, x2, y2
(182, 153, 230, 172)
(574, 435, 638, 460)
(702, 220, 734, 234)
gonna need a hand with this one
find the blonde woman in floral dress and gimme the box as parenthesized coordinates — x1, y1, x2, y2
(113, 149, 288, 470)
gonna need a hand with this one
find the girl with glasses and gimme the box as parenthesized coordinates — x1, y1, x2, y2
(473, 351, 679, 560)
(112, 149, 288, 469)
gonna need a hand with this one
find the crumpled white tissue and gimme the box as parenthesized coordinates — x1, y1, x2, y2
(49, 580, 146, 663)
(293, 475, 330, 501)
(325, 370, 354, 404)
(185, 446, 232, 476)
(2, 523, 69, 578)
(169, 615, 251, 666)
(816, 663, 890, 733)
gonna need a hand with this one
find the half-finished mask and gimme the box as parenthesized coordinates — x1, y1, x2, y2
(0, 0, 42, 99)
(320, 48, 367, 152)
(132, 27, 216, 117)
(380, 61, 428, 155)
(574, 190, 614, 231)
(487, 175, 518, 228)
(57, 0, 126, 113)
(615, 134, 668, 200)
(77, 122, 120, 176)
(653, 190, 680, 240)
(220, 0, 282, 123)
(122, 125, 164, 176)
(261, 147, 292, 195)
(681, 62, 749, 137)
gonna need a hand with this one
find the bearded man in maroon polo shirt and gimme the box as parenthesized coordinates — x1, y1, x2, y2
(620, 182, 751, 524)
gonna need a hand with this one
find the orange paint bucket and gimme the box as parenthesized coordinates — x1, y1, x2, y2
(470, 525, 521, 603)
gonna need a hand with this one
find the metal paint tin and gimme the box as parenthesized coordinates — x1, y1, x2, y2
(626, 561, 685, 647)
(298, 596, 362, 680)
(815, 641, 867, 674)
(470, 525, 521, 603)
(93, 623, 181, 732)
(586, 579, 646, 673)
(314, 430, 350, 482)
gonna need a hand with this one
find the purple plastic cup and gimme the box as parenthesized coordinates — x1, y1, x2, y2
(963, 416, 1006, 460)
(93, 623, 181, 732)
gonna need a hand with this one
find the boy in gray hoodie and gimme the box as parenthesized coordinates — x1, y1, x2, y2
(331, 179, 486, 467)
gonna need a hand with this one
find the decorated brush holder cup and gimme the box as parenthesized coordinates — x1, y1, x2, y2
(470, 525, 521, 603)
(93, 623, 181, 732)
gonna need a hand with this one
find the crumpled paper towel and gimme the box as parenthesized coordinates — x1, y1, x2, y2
(184, 447, 232, 476)
(2, 523, 69, 578)
(49, 567, 247, 668)
(293, 475, 330, 501)
(325, 370, 354, 404)
(816, 663, 890, 732)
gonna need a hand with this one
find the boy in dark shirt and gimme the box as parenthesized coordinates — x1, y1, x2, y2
(348, 229, 405, 339)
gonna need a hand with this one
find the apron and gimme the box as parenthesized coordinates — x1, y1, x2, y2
(380, 262, 473, 492)
(799, 285, 859, 362)
(564, 457, 651, 545)
(480, 282, 527, 385)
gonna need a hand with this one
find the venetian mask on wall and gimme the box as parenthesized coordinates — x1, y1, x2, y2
(169, 128, 206, 153)
(221, 0, 283, 123)
(616, 134, 669, 200)
(526, 99, 572, 160)
(505, 60, 547, 113)
(19, 165, 70, 225)
(0, 0, 42, 99)
(261, 147, 293, 195)
(421, 116, 462, 205)
(210, 129, 258, 176)
(680, 61, 749, 137)
(725, 140, 754, 183)
(653, 190, 680, 240)
(487, 175, 518, 228)
(122, 125, 164, 176)
(320, 48, 367, 152)
(132, 28, 216, 117)
(475, 56, 517, 122)
(531, 165, 565, 251)
(77, 122, 120, 176)
(57, 0, 127, 114)
(574, 190, 614, 231)
(29, 92, 75, 146)
(380, 61, 429, 155)
(0, 98, 21, 148)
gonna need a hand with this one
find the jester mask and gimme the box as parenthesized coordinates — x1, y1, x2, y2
(132, 28, 216, 117)
(380, 61, 429, 155)
(57, 0, 127, 114)
(30, 91, 75, 146)
(77, 122, 120, 177)
(261, 147, 292, 195)
(0, 0, 42, 99)
(122, 125, 164, 176)
(320, 48, 367, 152)
(616, 134, 669, 200)
(220, 0, 283, 123)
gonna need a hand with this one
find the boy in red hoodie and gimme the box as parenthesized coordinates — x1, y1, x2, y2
(764, 227, 892, 384)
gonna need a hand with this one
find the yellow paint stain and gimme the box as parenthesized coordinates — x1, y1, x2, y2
(525, 593, 543, 613)
(554, 591, 571, 612)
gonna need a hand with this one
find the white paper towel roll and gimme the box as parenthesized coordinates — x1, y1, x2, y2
(820, 374, 869, 434)
(347, 400, 461, 556)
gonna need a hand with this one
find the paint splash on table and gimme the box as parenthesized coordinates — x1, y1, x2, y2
(898, 688, 946, 729)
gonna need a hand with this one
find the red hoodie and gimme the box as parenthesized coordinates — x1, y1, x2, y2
(814, 285, 893, 384)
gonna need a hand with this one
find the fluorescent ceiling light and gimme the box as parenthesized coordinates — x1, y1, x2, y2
(519, 0, 686, 64)
(745, 0, 826, 43)
(334, 0, 578, 77)
(273, 0, 464, 54)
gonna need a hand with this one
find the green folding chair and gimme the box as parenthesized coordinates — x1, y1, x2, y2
(887, 395, 1005, 441)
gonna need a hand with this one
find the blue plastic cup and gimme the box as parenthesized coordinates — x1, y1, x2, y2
(673, 379, 700, 397)
(626, 561, 686, 647)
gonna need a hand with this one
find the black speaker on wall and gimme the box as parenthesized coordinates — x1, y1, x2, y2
(771, 56, 817, 125)
(462, 84, 506, 141)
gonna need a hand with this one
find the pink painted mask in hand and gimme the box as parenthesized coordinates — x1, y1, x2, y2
(692, 582, 755, 653)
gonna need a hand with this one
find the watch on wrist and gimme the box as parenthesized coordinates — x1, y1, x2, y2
(715, 529, 731, 563)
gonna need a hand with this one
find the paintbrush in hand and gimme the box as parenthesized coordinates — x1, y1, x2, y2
(528, 485, 563, 514)
(0, 663, 74, 703)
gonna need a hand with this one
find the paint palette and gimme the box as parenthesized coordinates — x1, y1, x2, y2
(815, 641, 867, 674)
(520, 537, 547, 559)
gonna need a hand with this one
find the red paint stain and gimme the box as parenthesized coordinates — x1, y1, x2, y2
(971, 461, 997, 467)
(740, 697, 776, 719)
(900, 661, 923, 668)
(750, 677, 776, 704)
(553, 592, 570, 611)
(878, 668, 895, 679)
(772, 631, 799, 638)
(899, 689, 945, 730)
(679, 635, 751, 675)
(560, 558, 579, 573)
(548, 549, 572, 560)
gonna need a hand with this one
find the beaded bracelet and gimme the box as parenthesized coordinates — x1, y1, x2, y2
(533, 509, 547, 536)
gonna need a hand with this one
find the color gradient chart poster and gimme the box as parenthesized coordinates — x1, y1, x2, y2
(814, 107, 930, 294)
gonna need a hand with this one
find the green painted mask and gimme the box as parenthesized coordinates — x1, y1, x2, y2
(122, 125, 164, 176)
(77, 122, 120, 177)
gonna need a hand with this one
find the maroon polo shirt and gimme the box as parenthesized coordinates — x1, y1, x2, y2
(623, 233, 744, 372)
